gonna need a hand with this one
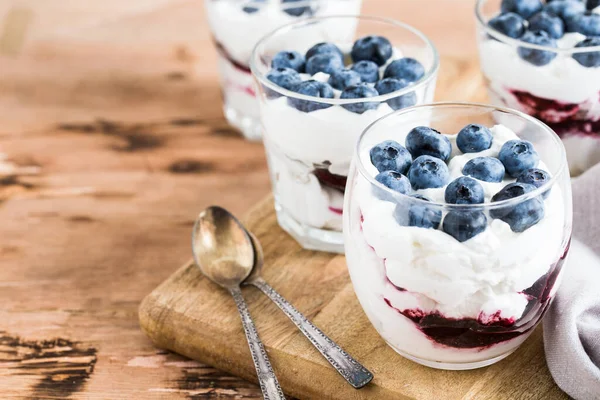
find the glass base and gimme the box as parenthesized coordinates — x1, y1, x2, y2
(387, 341, 516, 370)
(275, 203, 344, 254)
(223, 104, 262, 141)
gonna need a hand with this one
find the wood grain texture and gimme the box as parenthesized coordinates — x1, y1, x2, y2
(0, 0, 565, 398)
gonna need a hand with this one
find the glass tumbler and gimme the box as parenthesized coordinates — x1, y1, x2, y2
(344, 102, 572, 369)
(476, 0, 600, 175)
(251, 15, 439, 253)
(204, 0, 363, 141)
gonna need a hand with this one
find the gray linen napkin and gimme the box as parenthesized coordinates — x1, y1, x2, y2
(544, 164, 600, 400)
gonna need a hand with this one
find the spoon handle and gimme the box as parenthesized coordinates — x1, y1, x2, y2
(229, 287, 286, 400)
(251, 279, 373, 389)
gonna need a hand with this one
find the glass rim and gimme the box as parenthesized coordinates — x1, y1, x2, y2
(250, 14, 440, 105)
(475, 0, 600, 54)
(355, 101, 568, 211)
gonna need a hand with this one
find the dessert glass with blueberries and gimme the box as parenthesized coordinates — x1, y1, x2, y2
(250, 15, 439, 253)
(344, 102, 572, 369)
(476, 0, 600, 175)
(205, 0, 362, 141)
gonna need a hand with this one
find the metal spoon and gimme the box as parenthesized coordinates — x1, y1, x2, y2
(192, 206, 285, 400)
(244, 230, 374, 389)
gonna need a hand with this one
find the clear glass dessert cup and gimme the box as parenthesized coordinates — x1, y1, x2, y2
(204, 0, 363, 141)
(476, 0, 600, 175)
(251, 15, 439, 253)
(344, 102, 573, 370)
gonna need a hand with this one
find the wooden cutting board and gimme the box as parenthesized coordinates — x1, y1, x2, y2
(139, 196, 568, 400)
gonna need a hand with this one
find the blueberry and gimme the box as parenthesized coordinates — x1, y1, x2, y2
(282, 0, 312, 16)
(340, 83, 379, 114)
(405, 126, 452, 162)
(517, 30, 558, 66)
(565, 11, 600, 36)
(287, 80, 334, 113)
(242, 0, 265, 14)
(306, 53, 344, 75)
(305, 42, 344, 62)
(588, 0, 600, 10)
(488, 12, 527, 38)
(529, 11, 565, 39)
(501, 0, 543, 18)
(407, 155, 450, 190)
(402, 194, 442, 229)
(491, 183, 545, 232)
(350, 60, 380, 83)
(462, 157, 506, 182)
(456, 124, 493, 153)
(271, 51, 305, 72)
(369, 140, 412, 175)
(328, 69, 362, 90)
(573, 37, 600, 67)
(374, 78, 417, 110)
(544, 0, 585, 20)
(373, 171, 412, 201)
(383, 58, 425, 82)
(442, 211, 488, 242)
(444, 176, 485, 205)
(351, 35, 393, 66)
(266, 67, 302, 93)
(498, 139, 540, 177)
(517, 168, 552, 198)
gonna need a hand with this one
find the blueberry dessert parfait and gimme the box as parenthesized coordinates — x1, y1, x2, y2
(205, 0, 362, 140)
(476, 0, 600, 175)
(344, 103, 572, 369)
(250, 15, 439, 252)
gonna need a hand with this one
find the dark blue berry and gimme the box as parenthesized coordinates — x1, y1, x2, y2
(400, 194, 442, 229)
(287, 80, 334, 113)
(462, 157, 506, 182)
(544, 0, 585, 20)
(306, 53, 344, 75)
(501, 0, 543, 18)
(498, 139, 540, 177)
(242, 0, 265, 14)
(374, 78, 417, 110)
(488, 12, 527, 38)
(340, 83, 379, 114)
(405, 126, 452, 162)
(282, 0, 312, 16)
(573, 37, 600, 67)
(350, 60, 380, 83)
(491, 183, 545, 232)
(517, 168, 551, 198)
(588, 0, 600, 10)
(305, 42, 344, 62)
(266, 67, 302, 94)
(271, 51, 305, 72)
(529, 11, 565, 39)
(351, 35, 393, 66)
(383, 58, 425, 82)
(517, 30, 558, 66)
(370, 140, 412, 175)
(327, 69, 362, 90)
(456, 124, 493, 153)
(373, 171, 412, 201)
(443, 211, 488, 242)
(565, 11, 600, 36)
(407, 155, 450, 190)
(445, 176, 485, 205)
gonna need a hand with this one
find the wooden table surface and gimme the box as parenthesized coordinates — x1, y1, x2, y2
(1, 1, 490, 398)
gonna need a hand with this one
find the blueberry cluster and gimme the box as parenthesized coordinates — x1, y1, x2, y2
(369, 124, 552, 242)
(265, 36, 426, 113)
(243, 0, 314, 17)
(488, 0, 600, 67)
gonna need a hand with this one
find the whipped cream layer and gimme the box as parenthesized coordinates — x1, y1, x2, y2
(345, 124, 566, 362)
(206, 0, 361, 66)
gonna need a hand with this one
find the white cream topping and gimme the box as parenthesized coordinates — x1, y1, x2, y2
(354, 124, 565, 321)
